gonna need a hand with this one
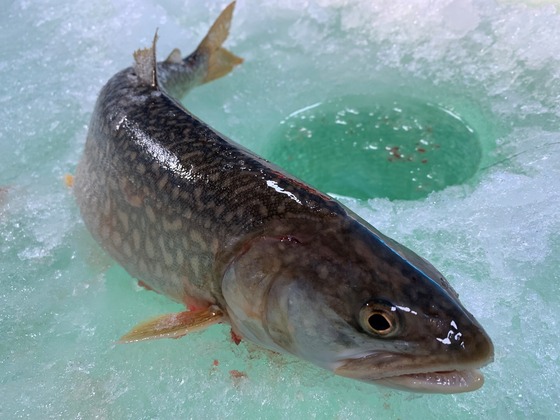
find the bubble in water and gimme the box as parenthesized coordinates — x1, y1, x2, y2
(266, 95, 482, 200)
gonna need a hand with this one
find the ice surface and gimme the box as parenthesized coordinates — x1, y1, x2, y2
(1, 0, 559, 418)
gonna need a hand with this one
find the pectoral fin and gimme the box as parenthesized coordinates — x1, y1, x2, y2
(64, 174, 74, 188)
(119, 305, 223, 343)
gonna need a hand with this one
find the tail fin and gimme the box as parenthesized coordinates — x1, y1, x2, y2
(196, 1, 243, 84)
(131, 2, 242, 91)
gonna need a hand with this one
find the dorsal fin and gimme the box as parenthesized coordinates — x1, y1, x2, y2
(165, 48, 183, 64)
(133, 30, 159, 88)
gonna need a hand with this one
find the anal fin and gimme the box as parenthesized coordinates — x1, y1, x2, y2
(119, 305, 223, 343)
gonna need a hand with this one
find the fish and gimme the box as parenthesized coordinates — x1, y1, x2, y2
(74, 1, 494, 393)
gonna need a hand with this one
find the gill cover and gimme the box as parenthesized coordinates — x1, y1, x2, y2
(221, 230, 406, 368)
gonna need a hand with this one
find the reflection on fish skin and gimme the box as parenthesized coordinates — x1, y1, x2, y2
(73, 1, 493, 393)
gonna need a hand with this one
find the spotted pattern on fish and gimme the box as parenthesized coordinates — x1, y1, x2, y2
(75, 61, 347, 304)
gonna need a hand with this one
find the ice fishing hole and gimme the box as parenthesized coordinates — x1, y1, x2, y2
(266, 95, 482, 200)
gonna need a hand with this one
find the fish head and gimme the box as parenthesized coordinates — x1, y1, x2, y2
(221, 217, 494, 393)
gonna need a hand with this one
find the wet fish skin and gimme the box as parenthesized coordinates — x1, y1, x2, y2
(74, 8, 344, 306)
(74, 2, 493, 393)
(75, 64, 345, 305)
(222, 215, 493, 389)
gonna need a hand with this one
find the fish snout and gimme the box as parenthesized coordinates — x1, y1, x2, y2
(333, 307, 494, 393)
(450, 318, 494, 368)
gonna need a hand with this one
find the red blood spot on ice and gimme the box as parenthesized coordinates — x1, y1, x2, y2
(213, 359, 219, 366)
(230, 329, 242, 345)
(389, 146, 402, 159)
(229, 370, 247, 379)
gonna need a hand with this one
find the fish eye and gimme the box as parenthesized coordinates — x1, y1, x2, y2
(359, 300, 398, 337)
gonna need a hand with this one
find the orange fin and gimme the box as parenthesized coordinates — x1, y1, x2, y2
(119, 305, 223, 343)
(204, 47, 244, 84)
(197, 1, 243, 83)
(64, 173, 74, 188)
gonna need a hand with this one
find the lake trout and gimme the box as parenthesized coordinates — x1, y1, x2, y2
(74, 2, 493, 393)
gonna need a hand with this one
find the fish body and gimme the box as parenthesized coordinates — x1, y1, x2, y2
(74, 2, 493, 393)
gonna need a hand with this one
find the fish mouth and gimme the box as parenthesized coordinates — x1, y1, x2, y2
(334, 353, 492, 393)
(372, 368, 484, 393)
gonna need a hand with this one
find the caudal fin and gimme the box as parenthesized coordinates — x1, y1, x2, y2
(196, 1, 243, 83)
(131, 2, 242, 92)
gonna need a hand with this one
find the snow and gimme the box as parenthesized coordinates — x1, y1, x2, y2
(1, 0, 559, 418)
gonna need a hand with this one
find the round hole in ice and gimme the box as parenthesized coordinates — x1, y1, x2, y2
(266, 94, 482, 200)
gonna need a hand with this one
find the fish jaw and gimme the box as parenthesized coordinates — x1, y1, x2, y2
(333, 308, 494, 393)
(375, 369, 485, 393)
(334, 351, 492, 393)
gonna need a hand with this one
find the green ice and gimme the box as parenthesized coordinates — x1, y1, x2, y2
(1, 0, 559, 418)
(266, 94, 482, 200)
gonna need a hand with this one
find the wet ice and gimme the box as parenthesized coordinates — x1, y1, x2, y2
(1, 0, 559, 418)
